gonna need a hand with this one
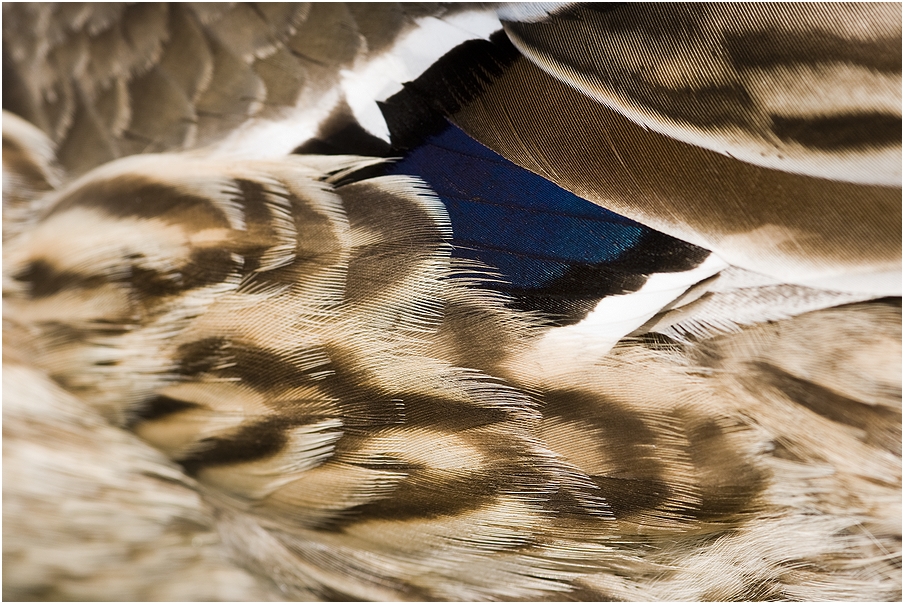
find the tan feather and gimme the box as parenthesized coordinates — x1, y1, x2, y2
(3, 3, 900, 601)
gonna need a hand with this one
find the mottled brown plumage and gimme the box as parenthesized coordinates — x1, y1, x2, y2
(3, 3, 901, 601)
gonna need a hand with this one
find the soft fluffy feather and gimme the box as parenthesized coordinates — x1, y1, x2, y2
(3, 3, 901, 601)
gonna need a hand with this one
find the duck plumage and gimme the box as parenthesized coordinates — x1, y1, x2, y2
(3, 3, 901, 601)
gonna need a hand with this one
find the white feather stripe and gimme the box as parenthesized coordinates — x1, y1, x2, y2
(340, 9, 503, 142)
(506, 254, 727, 384)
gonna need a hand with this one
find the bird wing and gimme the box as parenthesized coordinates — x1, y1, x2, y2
(3, 3, 901, 601)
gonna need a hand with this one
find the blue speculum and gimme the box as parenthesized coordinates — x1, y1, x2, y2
(387, 123, 647, 289)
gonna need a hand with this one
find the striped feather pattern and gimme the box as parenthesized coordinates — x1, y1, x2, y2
(3, 2, 901, 601)
(5, 144, 900, 600)
(502, 3, 902, 185)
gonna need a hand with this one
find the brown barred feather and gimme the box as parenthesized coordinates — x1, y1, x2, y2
(3, 2, 901, 601)
(5, 144, 900, 600)
(503, 3, 901, 185)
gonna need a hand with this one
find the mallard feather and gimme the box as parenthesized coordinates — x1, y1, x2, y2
(3, 3, 901, 601)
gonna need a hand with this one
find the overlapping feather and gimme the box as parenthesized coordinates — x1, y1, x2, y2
(3, 3, 901, 601)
